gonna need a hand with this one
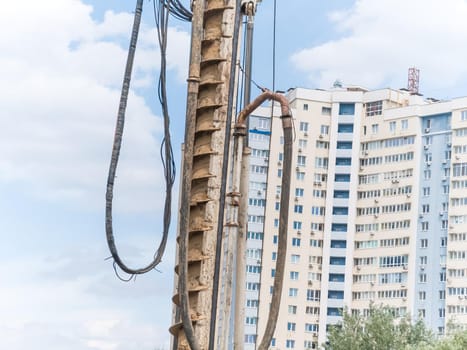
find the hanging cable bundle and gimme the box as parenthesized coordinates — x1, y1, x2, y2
(105, 0, 177, 277)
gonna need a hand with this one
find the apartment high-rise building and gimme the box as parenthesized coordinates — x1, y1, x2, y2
(243, 86, 467, 349)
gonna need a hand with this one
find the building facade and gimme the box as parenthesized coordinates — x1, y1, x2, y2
(243, 86, 467, 349)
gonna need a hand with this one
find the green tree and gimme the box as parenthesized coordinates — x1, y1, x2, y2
(324, 305, 434, 350)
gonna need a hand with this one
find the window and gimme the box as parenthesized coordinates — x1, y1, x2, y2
(295, 188, 304, 197)
(424, 169, 431, 180)
(299, 139, 307, 148)
(332, 206, 349, 215)
(245, 334, 257, 343)
(303, 103, 309, 111)
(286, 339, 295, 348)
(419, 291, 426, 300)
(306, 289, 321, 301)
(372, 124, 379, 134)
(294, 205, 303, 213)
(288, 305, 297, 314)
(336, 157, 352, 166)
(462, 110, 467, 121)
(322, 106, 332, 115)
(290, 271, 299, 280)
(390, 121, 396, 133)
(287, 322, 296, 332)
(334, 190, 349, 198)
(296, 171, 305, 180)
(401, 119, 408, 129)
(441, 237, 447, 247)
(419, 273, 427, 283)
(335, 174, 351, 182)
(422, 204, 430, 213)
(338, 123, 354, 133)
(331, 223, 347, 232)
(336, 141, 352, 149)
(320, 125, 329, 135)
(328, 290, 344, 299)
(339, 103, 355, 115)
(421, 222, 429, 231)
(421, 239, 428, 248)
(300, 122, 309, 132)
(366, 100, 382, 116)
(330, 257, 346, 265)
(423, 187, 430, 196)
(297, 155, 306, 166)
(291, 254, 300, 263)
(293, 221, 302, 229)
(327, 307, 342, 316)
(292, 238, 301, 247)
(329, 273, 345, 282)
(289, 288, 298, 297)
(331, 240, 347, 248)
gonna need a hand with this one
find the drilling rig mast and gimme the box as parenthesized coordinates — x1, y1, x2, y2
(170, 1, 243, 349)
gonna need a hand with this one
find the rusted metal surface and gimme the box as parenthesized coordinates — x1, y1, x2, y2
(172, 0, 240, 349)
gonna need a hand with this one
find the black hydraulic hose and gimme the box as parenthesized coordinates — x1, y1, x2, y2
(257, 111, 293, 349)
(105, 0, 168, 275)
(208, 1, 243, 349)
(233, 89, 291, 350)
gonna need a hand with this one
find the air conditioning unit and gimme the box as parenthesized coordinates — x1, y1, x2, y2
(277, 161, 282, 166)
(370, 231, 375, 236)
(442, 159, 447, 164)
(407, 194, 411, 198)
(275, 194, 280, 199)
(298, 148, 302, 153)
(319, 134, 324, 139)
(356, 266, 361, 270)
(403, 265, 408, 270)
(308, 280, 313, 286)
(419, 214, 424, 218)
(297, 230, 301, 235)
(424, 145, 429, 150)
(392, 179, 399, 184)
(374, 199, 379, 203)
(309, 263, 313, 268)
(360, 166, 364, 171)
(439, 211, 444, 216)
(402, 297, 407, 302)
(296, 166, 300, 171)
(447, 142, 452, 147)
(314, 181, 322, 186)
(370, 282, 375, 286)
(295, 197, 299, 202)
(310, 230, 315, 235)
(257, 190, 262, 195)
(420, 265, 425, 270)
(425, 128, 431, 133)
(364, 151, 369, 156)
(442, 177, 448, 182)
(374, 214, 379, 219)
(401, 283, 406, 288)
(426, 161, 431, 166)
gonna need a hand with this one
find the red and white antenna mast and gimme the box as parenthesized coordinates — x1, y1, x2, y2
(408, 67, 420, 94)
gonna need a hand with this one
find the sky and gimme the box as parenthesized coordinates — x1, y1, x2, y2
(2, 0, 467, 349)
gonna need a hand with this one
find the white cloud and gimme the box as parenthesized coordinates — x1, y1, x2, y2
(291, 0, 467, 96)
(0, 245, 174, 350)
(0, 0, 189, 212)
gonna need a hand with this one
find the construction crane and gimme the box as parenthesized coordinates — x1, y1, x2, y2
(105, 1, 292, 349)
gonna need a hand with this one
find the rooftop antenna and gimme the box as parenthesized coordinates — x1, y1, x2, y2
(408, 67, 420, 94)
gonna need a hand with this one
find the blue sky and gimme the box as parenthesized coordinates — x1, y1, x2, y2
(2, 0, 467, 349)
